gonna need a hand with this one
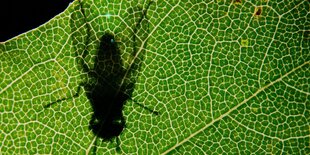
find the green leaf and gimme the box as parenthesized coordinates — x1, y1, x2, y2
(1, 0, 309, 154)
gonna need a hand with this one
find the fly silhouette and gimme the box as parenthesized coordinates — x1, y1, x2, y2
(86, 33, 128, 141)
(45, 33, 158, 150)
(44, 1, 158, 152)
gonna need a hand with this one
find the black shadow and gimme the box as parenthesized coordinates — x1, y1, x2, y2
(86, 33, 128, 143)
(44, 1, 158, 153)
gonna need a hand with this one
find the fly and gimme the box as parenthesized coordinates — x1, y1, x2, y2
(44, 0, 158, 153)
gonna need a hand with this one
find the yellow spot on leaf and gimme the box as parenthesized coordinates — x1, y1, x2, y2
(251, 107, 258, 113)
(241, 39, 248, 47)
(233, 0, 242, 5)
(254, 6, 263, 18)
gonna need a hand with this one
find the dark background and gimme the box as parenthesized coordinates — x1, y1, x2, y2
(0, 0, 74, 42)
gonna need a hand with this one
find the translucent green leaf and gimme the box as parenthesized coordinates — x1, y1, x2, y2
(1, 0, 309, 154)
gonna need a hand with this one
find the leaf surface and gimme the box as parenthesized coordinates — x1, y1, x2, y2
(0, 0, 309, 154)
